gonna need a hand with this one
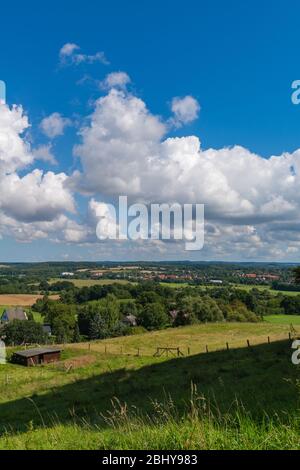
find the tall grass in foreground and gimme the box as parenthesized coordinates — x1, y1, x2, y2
(1, 384, 299, 450)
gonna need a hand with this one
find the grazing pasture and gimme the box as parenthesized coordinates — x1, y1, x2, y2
(264, 314, 300, 325)
(67, 322, 296, 357)
(0, 322, 298, 450)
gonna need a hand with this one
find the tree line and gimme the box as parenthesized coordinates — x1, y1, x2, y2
(3, 279, 300, 345)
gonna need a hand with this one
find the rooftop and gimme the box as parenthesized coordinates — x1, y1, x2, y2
(13, 347, 62, 358)
(2, 307, 27, 322)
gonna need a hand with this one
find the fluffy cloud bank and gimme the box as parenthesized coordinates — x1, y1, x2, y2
(2, 78, 300, 260)
(0, 104, 76, 242)
(72, 86, 300, 259)
(0, 104, 32, 172)
(73, 88, 298, 222)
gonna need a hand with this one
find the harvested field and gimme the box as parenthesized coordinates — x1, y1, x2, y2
(0, 294, 59, 306)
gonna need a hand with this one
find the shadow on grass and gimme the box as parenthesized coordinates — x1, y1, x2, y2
(0, 339, 298, 434)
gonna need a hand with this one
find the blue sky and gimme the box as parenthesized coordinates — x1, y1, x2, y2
(1, 0, 300, 261)
(1, 0, 299, 156)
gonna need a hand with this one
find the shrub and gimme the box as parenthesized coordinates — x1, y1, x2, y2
(138, 303, 169, 330)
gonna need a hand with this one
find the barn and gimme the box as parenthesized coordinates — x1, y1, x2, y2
(11, 347, 62, 366)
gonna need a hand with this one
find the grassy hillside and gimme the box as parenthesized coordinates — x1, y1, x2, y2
(68, 322, 295, 356)
(265, 315, 300, 325)
(0, 323, 299, 450)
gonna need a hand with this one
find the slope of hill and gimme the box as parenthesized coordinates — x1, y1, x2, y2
(0, 323, 299, 450)
(68, 321, 295, 356)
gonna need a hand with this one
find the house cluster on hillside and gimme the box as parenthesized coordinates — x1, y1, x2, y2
(239, 273, 280, 281)
(1, 307, 28, 323)
(0, 307, 52, 336)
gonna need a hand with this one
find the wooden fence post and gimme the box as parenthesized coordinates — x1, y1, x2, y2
(226, 342, 229, 351)
(268, 336, 270, 344)
(247, 339, 250, 348)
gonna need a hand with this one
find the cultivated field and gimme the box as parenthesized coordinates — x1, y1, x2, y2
(0, 294, 59, 306)
(49, 278, 133, 287)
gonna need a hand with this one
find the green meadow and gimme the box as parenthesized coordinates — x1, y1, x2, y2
(0, 322, 299, 450)
(264, 315, 300, 325)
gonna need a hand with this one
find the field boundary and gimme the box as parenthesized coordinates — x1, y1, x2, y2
(61, 331, 298, 358)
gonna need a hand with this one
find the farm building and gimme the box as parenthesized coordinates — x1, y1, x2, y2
(1, 307, 28, 323)
(61, 272, 74, 277)
(11, 347, 62, 366)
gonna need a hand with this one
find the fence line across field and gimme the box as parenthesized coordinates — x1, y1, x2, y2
(1, 331, 299, 383)
(82, 331, 297, 358)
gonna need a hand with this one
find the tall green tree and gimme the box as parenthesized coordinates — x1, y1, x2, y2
(139, 303, 169, 330)
(293, 266, 300, 285)
(3, 320, 47, 345)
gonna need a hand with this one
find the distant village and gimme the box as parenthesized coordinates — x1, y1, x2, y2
(59, 265, 283, 285)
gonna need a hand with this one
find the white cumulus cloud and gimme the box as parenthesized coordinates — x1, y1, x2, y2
(100, 72, 131, 90)
(32, 144, 57, 165)
(71, 85, 300, 259)
(40, 112, 72, 139)
(0, 103, 76, 243)
(59, 43, 109, 66)
(171, 95, 200, 126)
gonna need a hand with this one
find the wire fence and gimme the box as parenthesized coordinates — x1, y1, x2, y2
(69, 331, 298, 358)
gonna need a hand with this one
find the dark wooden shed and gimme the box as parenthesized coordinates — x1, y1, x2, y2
(12, 347, 62, 366)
